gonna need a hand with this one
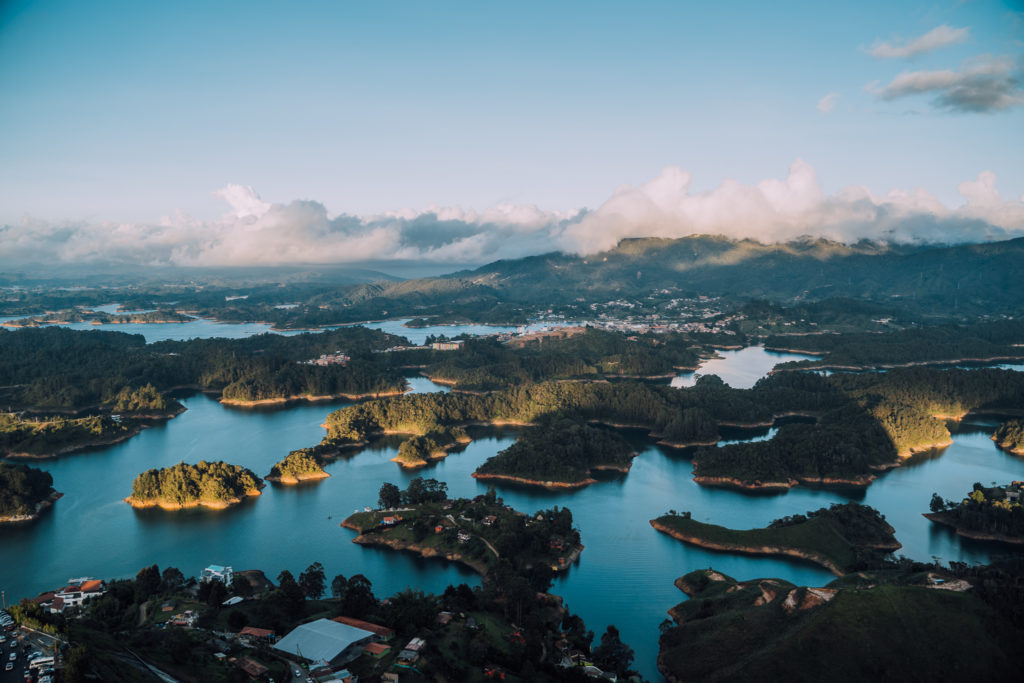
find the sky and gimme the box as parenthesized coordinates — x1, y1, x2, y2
(1, 0, 1023, 268)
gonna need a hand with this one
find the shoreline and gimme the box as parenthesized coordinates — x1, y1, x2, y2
(266, 471, 330, 484)
(650, 519, 847, 575)
(771, 354, 1024, 373)
(124, 490, 261, 511)
(220, 389, 405, 407)
(923, 512, 1024, 545)
(991, 435, 1024, 456)
(692, 472, 875, 491)
(0, 491, 63, 524)
(351, 533, 491, 575)
(2, 406, 186, 459)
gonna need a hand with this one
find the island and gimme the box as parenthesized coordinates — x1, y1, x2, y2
(342, 478, 583, 575)
(390, 426, 471, 468)
(651, 503, 900, 574)
(473, 418, 635, 489)
(993, 419, 1024, 455)
(125, 461, 264, 510)
(0, 462, 61, 523)
(925, 482, 1024, 544)
(657, 566, 1024, 682)
(265, 448, 330, 484)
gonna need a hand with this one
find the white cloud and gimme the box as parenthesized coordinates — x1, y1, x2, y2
(877, 55, 1024, 112)
(816, 93, 839, 113)
(2, 164, 1024, 267)
(867, 24, 970, 59)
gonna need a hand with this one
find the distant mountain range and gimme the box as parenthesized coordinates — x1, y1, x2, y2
(333, 235, 1024, 317)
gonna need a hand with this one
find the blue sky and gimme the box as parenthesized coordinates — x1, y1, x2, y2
(1, 0, 1022, 266)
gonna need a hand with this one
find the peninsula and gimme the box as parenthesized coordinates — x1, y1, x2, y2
(925, 483, 1024, 544)
(342, 478, 583, 575)
(993, 419, 1024, 455)
(265, 448, 330, 484)
(0, 462, 61, 523)
(651, 503, 901, 574)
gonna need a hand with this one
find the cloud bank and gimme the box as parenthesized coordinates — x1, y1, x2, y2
(2, 162, 1023, 268)
(867, 25, 969, 59)
(877, 55, 1024, 112)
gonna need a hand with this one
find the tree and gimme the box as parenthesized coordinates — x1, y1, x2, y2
(929, 492, 946, 513)
(160, 567, 185, 593)
(227, 609, 249, 631)
(206, 579, 227, 608)
(62, 644, 93, 683)
(135, 564, 161, 603)
(299, 562, 326, 599)
(276, 570, 306, 618)
(378, 482, 402, 509)
(591, 625, 634, 677)
(340, 574, 376, 618)
(331, 573, 348, 599)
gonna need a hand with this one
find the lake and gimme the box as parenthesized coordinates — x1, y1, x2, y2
(4, 347, 1024, 680)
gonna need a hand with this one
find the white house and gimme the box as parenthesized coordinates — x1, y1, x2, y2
(201, 565, 233, 585)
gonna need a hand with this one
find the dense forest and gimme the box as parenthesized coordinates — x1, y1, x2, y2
(0, 325, 410, 410)
(993, 419, 1024, 454)
(0, 462, 56, 518)
(266, 448, 327, 481)
(768, 319, 1024, 368)
(0, 413, 130, 457)
(475, 418, 635, 484)
(127, 461, 264, 507)
(319, 366, 1024, 489)
(658, 566, 1024, 682)
(392, 426, 470, 467)
(654, 503, 899, 572)
(422, 328, 702, 390)
(928, 482, 1024, 540)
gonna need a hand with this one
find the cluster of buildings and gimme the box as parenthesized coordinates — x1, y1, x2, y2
(32, 577, 106, 614)
(302, 352, 351, 366)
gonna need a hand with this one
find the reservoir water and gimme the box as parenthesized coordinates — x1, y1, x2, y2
(3, 331, 1024, 680)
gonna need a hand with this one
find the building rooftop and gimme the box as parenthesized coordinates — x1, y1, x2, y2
(273, 618, 375, 664)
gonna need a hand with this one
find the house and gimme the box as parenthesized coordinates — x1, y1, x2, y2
(482, 515, 498, 526)
(458, 531, 472, 544)
(434, 525, 444, 534)
(381, 516, 398, 526)
(222, 596, 244, 607)
(436, 611, 453, 625)
(397, 637, 426, 666)
(238, 626, 275, 645)
(364, 641, 391, 658)
(161, 601, 175, 612)
(201, 565, 234, 586)
(430, 340, 465, 351)
(52, 578, 105, 611)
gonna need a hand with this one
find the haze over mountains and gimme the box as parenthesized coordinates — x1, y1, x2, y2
(3, 162, 1023, 271)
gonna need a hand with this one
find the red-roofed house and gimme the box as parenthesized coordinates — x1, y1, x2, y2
(331, 616, 394, 640)
(52, 577, 105, 611)
(238, 626, 275, 645)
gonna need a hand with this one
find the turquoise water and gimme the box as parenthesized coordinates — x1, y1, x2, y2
(3, 345, 1024, 679)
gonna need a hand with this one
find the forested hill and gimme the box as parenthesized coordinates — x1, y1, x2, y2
(282, 235, 1024, 319)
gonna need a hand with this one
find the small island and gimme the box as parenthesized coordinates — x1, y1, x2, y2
(473, 418, 635, 489)
(266, 448, 330, 484)
(993, 420, 1024, 455)
(651, 502, 901, 574)
(391, 426, 471, 468)
(0, 462, 62, 523)
(342, 478, 583, 575)
(925, 483, 1024, 544)
(126, 461, 264, 510)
